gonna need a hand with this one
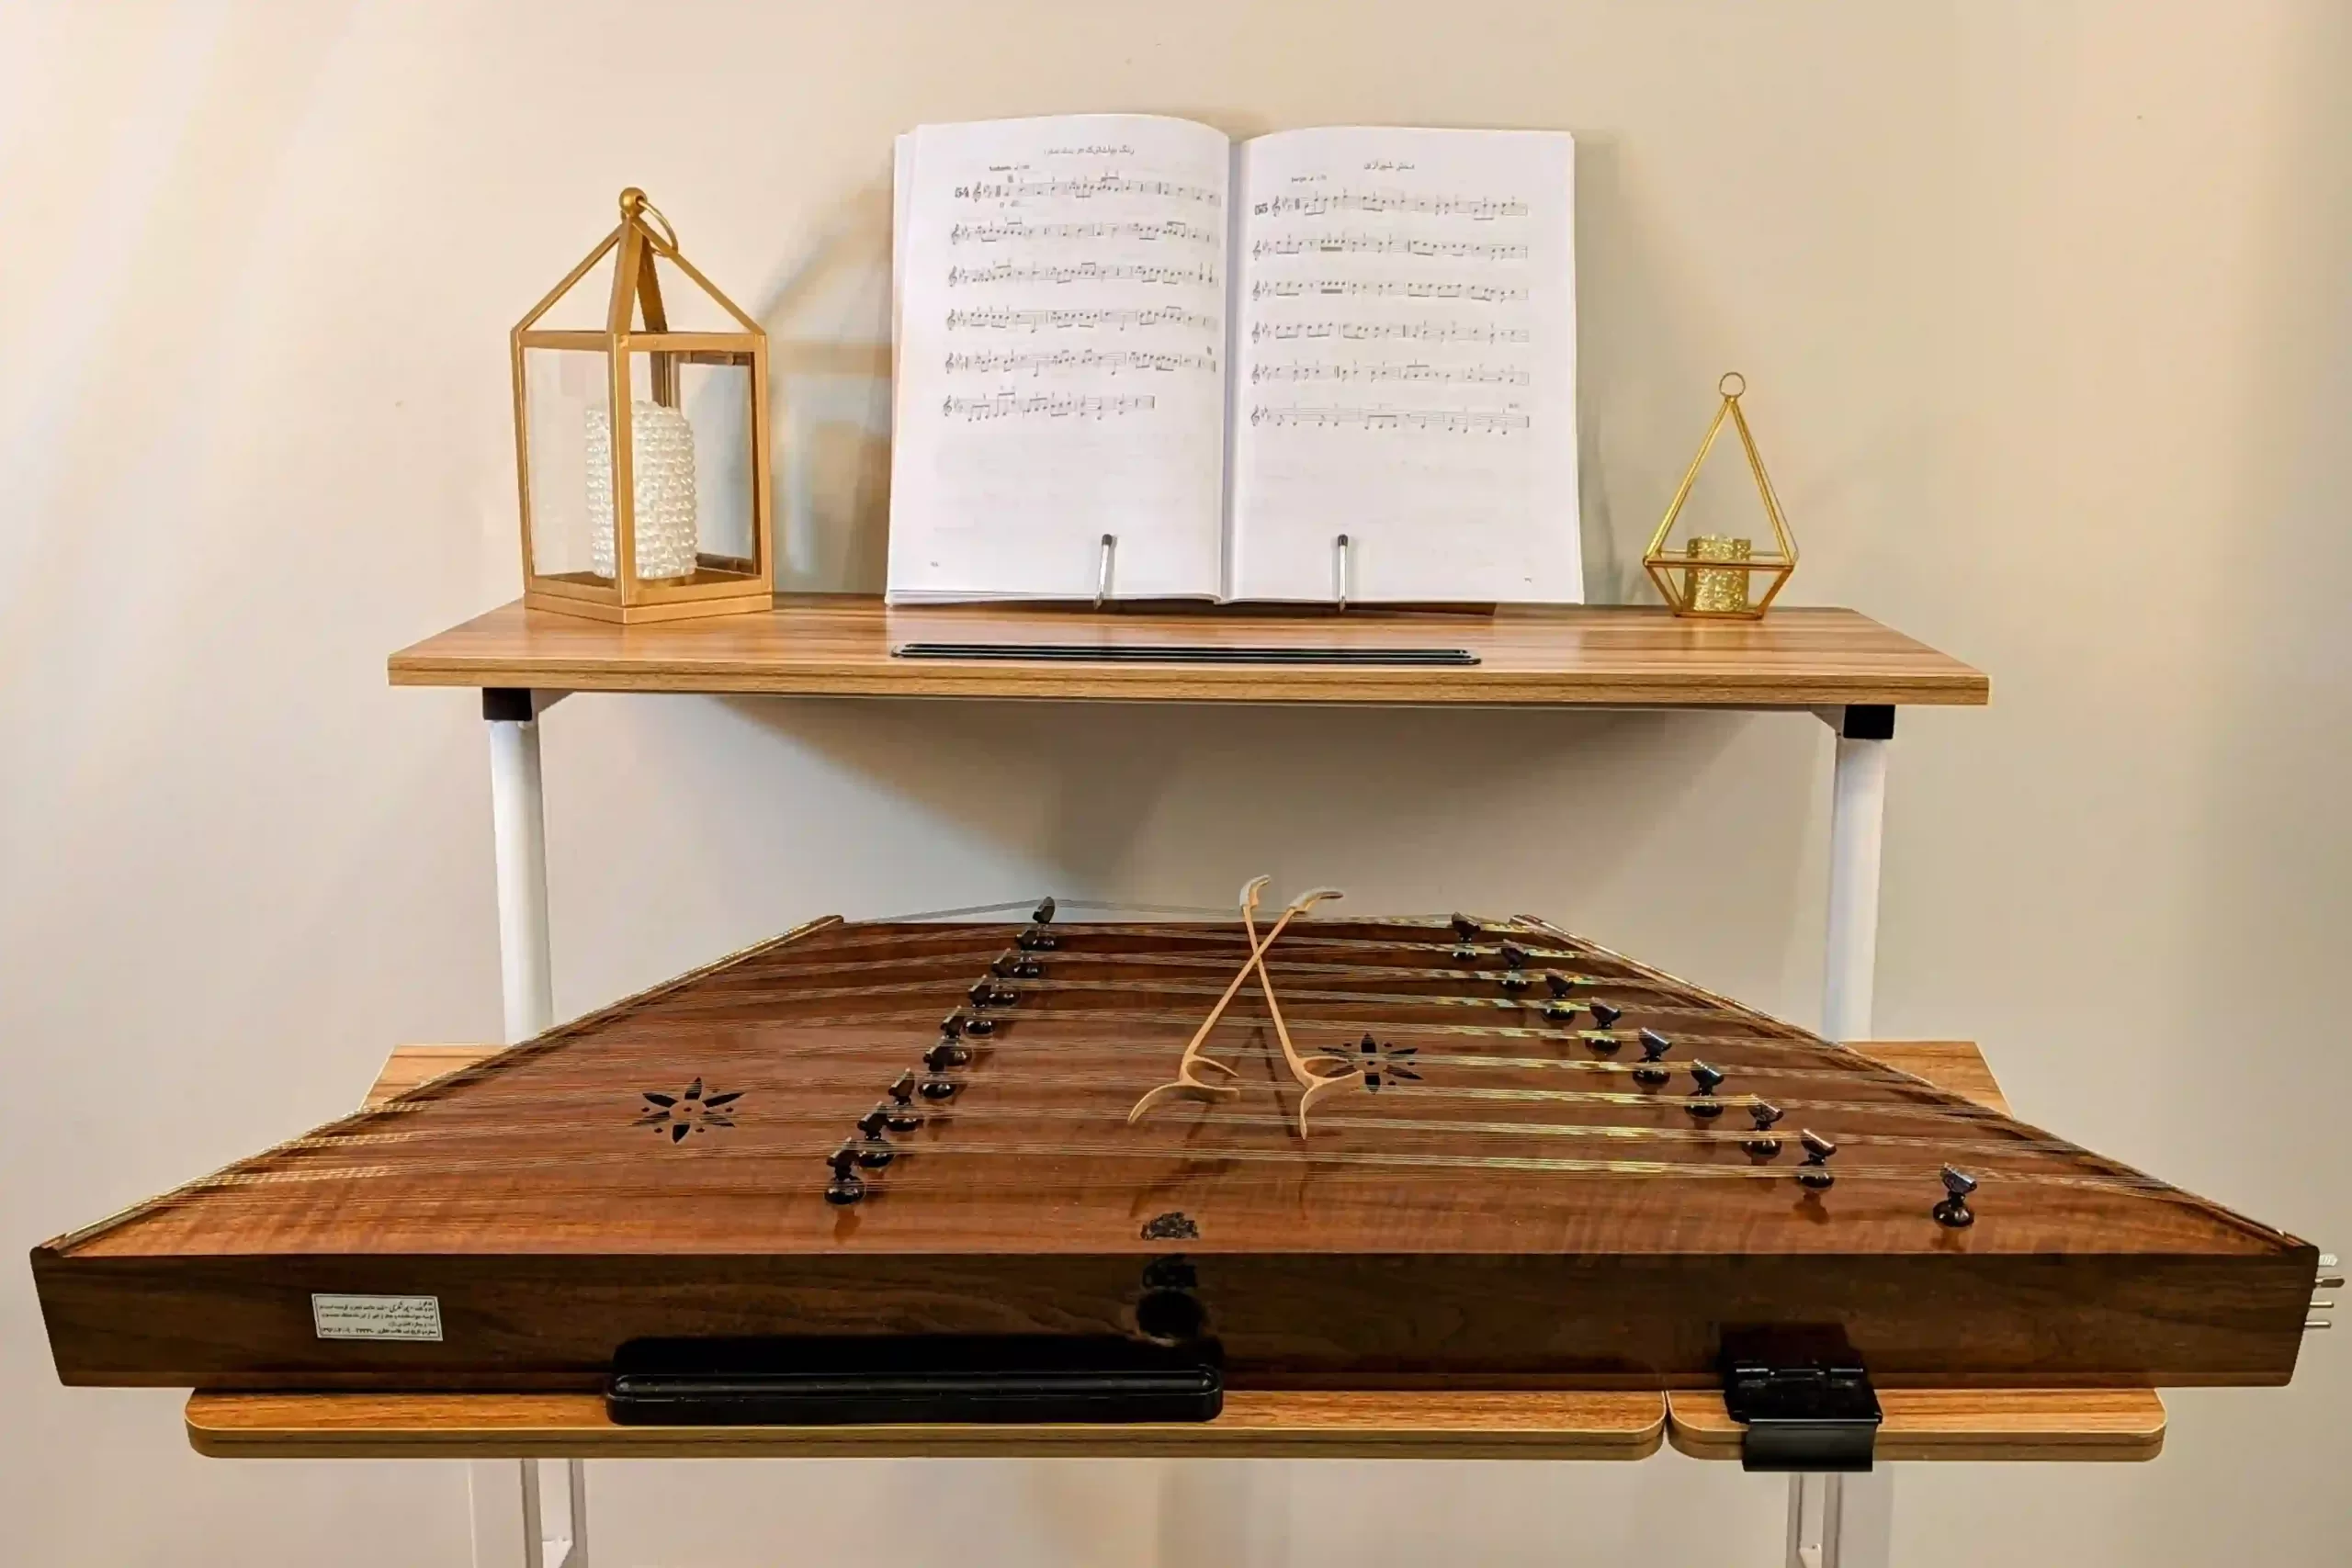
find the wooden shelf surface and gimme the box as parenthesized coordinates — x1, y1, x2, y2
(182, 1037, 2157, 1463)
(388, 597, 1988, 709)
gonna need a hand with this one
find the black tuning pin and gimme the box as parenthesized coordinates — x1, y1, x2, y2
(992, 951, 1043, 979)
(925, 1039, 970, 1072)
(1016, 898, 1057, 952)
(1632, 1028, 1674, 1085)
(1686, 1061, 1726, 1119)
(1450, 913, 1479, 961)
(1497, 943, 1532, 992)
(824, 1143, 865, 1205)
(942, 1010, 993, 1043)
(852, 1110, 895, 1168)
(1543, 974, 1580, 1023)
(968, 978, 1016, 1010)
(918, 1073, 959, 1101)
(1743, 1100, 1785, 1157)
(1796, 1131, 1838, 1191)
(884, 1073, 923, 1133)
(1589, 999, 1623, 1029)
(1933, 1166, 1978, 1228)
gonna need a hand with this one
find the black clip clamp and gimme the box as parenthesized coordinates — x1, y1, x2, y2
(1719, 1327, 1883, 1472)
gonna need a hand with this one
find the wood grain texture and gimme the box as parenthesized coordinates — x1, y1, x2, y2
(175, 1044, 2165, 1461)
(35, 918, 2314, 1392)
(1666, 1388, 2165, 1462)
(182, 1387, 1665, 1461)
(1856, 1041, 2012, 1115)
(364, 1046, 497, 1108)
(386, 596, 1990, 707)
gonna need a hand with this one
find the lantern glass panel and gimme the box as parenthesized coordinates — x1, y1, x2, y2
(625, 348, 763, 583)
(520, 345, 613, 583)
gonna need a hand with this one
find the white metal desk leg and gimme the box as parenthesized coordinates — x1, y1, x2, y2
(481, 691, 574, 1568)
(1786, 1471, 1894, 1568)
(514, 1458, 589, 1568)
(1820, 707, 1893, 1043)
(485, 689, 554, 1043)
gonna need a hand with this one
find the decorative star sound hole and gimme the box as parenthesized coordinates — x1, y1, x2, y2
(636, 1078, 742, 1143)
(1347, 1034, 1420, 1091)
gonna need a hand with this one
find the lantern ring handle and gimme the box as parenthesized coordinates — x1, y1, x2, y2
(1718, 371, 1746, 399)
(618, 187, 680, 254)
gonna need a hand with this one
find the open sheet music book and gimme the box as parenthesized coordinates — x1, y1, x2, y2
(888, 115, 1579, 604)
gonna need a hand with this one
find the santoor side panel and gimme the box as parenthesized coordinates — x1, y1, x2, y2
(34, 1247, 2316, 1391)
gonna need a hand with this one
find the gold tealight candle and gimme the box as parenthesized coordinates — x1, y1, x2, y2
(1684, 535, 1752, 615)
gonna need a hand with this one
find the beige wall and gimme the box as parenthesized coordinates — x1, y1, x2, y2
(4, 2, 2347, 1562)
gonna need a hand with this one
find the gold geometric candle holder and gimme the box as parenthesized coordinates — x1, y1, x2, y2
(1643, 373, 1798, 619)
(511, 188, 775, 625)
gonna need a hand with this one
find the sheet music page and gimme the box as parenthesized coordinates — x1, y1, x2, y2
(1226, 128, 1579, 603)
(888, 115, 1233, 602)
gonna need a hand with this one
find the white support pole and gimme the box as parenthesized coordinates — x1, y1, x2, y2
(481, 693, 575, 1568)
(1822, 732, 1889, 1043)
(1786, 1471, 1894, 1568)
(487, 702, 554, 1043)
(516, 1457, 589, 1568)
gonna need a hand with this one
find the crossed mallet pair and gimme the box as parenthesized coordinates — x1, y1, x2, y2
(1126, 875, 1363, 1137)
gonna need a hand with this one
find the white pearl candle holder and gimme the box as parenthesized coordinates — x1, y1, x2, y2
(586, 400, 699, 581)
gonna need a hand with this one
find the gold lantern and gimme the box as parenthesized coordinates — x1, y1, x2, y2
(1642, 373, 1797, 619)
(511, 188, 774, 623)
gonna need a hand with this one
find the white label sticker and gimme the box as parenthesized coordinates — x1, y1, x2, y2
(311, 1293, 444, 1342)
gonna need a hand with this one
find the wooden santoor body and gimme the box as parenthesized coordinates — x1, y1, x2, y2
(35, 914, 2314, 1392)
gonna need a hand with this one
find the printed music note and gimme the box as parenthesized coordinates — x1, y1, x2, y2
(944, 392, 1159, 422)
(1249, 405, 1531, 434)
(1248, 279, 1528, 303)
(953, 220, 1217, 246)
(947, 348, 1219, 377)
(950, 261, 1219, 288)
(946, 306, 1220, 333)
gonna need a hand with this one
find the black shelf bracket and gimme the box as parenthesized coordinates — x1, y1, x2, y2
(1815, 704, 1895, 740)
(1720, 1328, 1883, 1472)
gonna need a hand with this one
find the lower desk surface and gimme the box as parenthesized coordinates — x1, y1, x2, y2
(181, 1041, 2161, 1462)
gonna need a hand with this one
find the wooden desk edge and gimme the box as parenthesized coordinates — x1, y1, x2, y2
(1664, 1390, 2166, 1463)
(384, 599, 1990, 708)
(184, 1391, 1667, 1462)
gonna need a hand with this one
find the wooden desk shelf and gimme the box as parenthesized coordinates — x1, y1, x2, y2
(389, 597, 1988, 709)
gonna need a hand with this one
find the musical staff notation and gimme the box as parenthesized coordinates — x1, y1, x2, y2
(949, 261, 1218, 288)
(1251, 190, 1529, 220)
(946, 348, 1219, 377)
(1248, 321, 1532, 344)
(1250, 361, 1529, 386)
(952, 220, 1217, 247)
(1250, 404, 1532, 434)
(1250, 233, 1530, 261)
(948, 306, 1219, 333)
(1250, 279, 1528, 303)
(943, 392, 1159, 423)
(956, 174, 1219, 205)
